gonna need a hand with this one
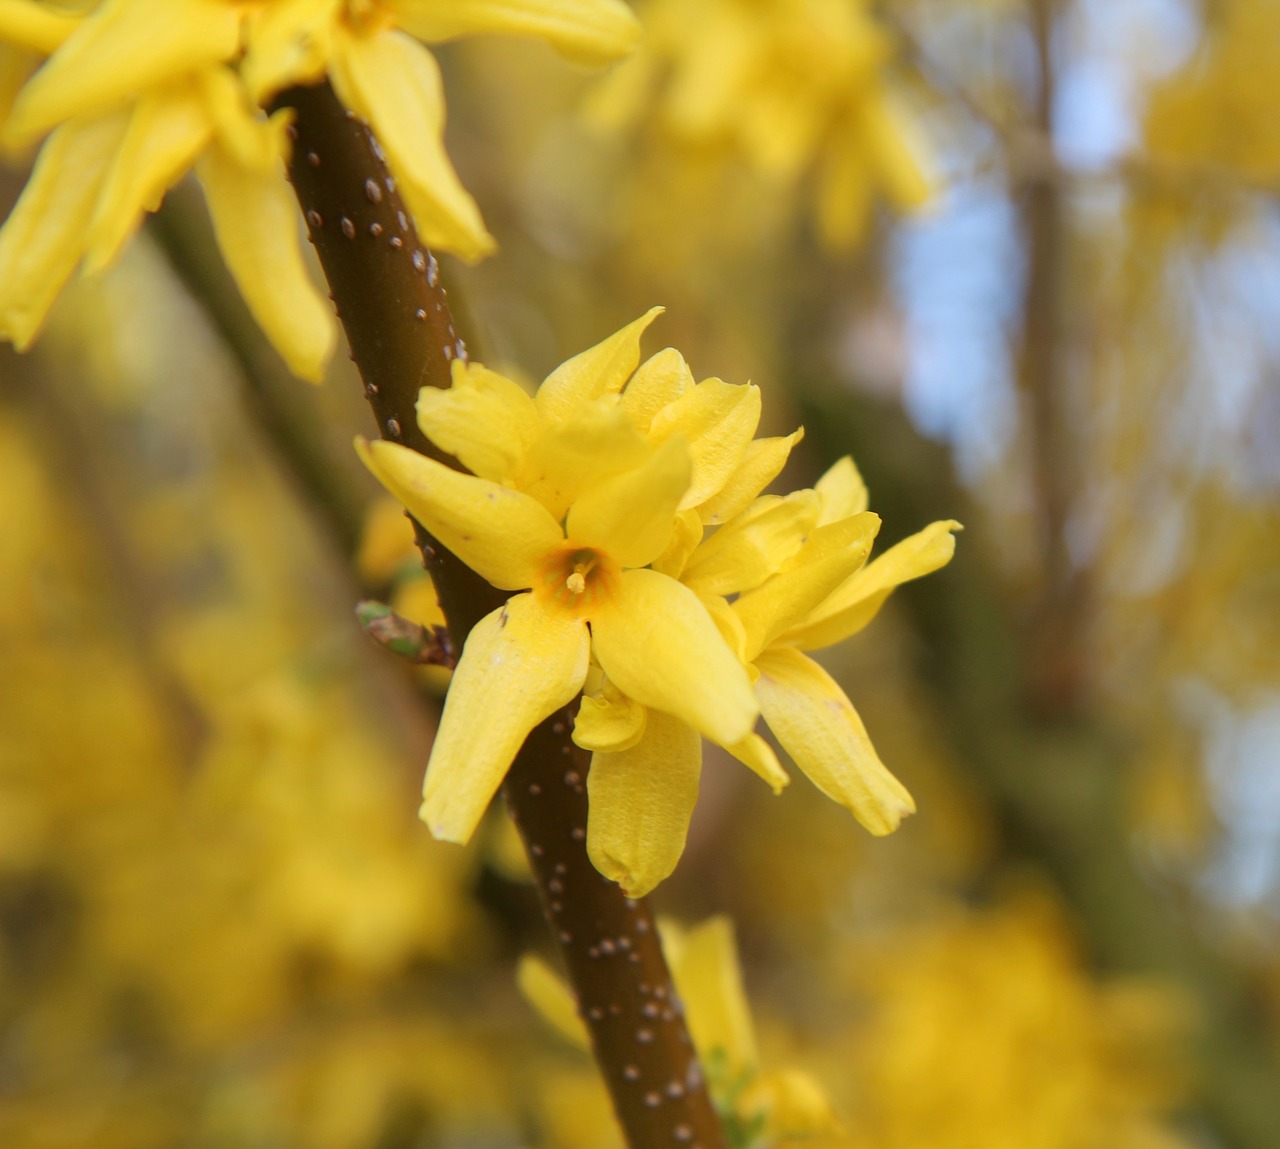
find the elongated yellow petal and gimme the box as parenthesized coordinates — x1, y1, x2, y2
(516, 954, 589, 1049)
(416, 359, 540, 483)
(329, 26, 494, 261)
(586, 709, 701, 896)
(566, 435, 690, 568)
(241, 0, 341, 101)
(814, 455, 868, 523)
(734, 512, 881, 662)
(648, 378, 761, 510)
(754, 647, 914, 835)
(518, 400, 650, 522)
(725, 733, 789, 794)
(815, 133, 873, 252)
(663, 12, 754, 137)
(861, 88, 934, 212)
(390, 0, 641, 65)
(198, 65, 285, 169)
(682, 490, 820, 597)
(198, 140, 336, 382)
(697, 429, 804, 526)
(423, 594, 589, 841)
(0, 0, 79, 54)
(573, 682, 646, 753)
(667, 916, 759, 1076)
(355, 438, 562, 590)
(0, 112, 125, 349)
(783, 520, 961, 651)
(650, 507, 703, 579)
(4, 0, 241, 147)
(621, 346, 693, 433)
(85, 82, 213, 273)
(699, 591, 748, 664)
(591, 569, 756, 747)
(536, 307, 663, 423)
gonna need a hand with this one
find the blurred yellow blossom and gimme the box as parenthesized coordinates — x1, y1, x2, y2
(0, 0, 639, 374)
(835, 895, 1194, 1149)
(589, 0, 933, 251)
(520, 915, 841, 1147)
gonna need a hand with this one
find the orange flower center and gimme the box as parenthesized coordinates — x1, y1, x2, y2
(538, 545, 618, 614)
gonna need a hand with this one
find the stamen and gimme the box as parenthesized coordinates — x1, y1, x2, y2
(563, 552, 600, 597)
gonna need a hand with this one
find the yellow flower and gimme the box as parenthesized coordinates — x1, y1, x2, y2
(579, 455, 960, 895)
(387, 310, 804, 864)
(355, 327, 761, 842)
(0, 0, 639, 370)
(519, 915, 841, 1145)
(589, 0, 932, 251)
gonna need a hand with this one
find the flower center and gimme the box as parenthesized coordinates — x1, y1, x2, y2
(539, 545, 617, 613)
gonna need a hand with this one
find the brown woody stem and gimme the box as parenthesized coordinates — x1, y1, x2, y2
(275, 82, 726, 1149)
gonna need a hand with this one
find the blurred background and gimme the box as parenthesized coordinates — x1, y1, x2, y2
(2, 0, 1279, 1146)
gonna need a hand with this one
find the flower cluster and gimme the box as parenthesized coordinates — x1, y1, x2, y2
(0, 0, 639, 378)
(359, 310, 960, 895)
(587, 0, 932, 251)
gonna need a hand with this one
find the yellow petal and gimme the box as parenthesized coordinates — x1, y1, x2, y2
(861, 88, 934, 212)
(697, 429, 804, 526)
(566, 435, 691, 568)
(355, 438, 562, 590)
(0, 0, 80, 54)
(783, 520, 962, 651)
(573, 682, 646, 753)
(0, 111, 126, 349)
(725, 733, 789, 795)
(681, 490, 821, 597)
(516, 954, 590, 1049)
(745, 1069, 843, 1139)
(536, 307, 663, 423)
(586, 709, 701, 897)
(416, 359, 540, 482)
(699, 592, 748, 665)
(329, 27, 494, 261)
(650, 508, 703, 579)
(754, 647, 914, 835)
(591, 569, 756, 747)
(390, 0, 641, 65)
(84, 81, 213, 273)
(199, 65, 286, 169)
(814, 455, 868, 523)
(198, 140, 336, 382)
(667, 916, 758, 1076)
(663, 13, 754, 137)
(648, 378, 761, 510)
(518, 400, 650, 522)
(4, 0, 241, 147)
(815, 134, 873, 252)
(423, 593, 589, 841)
(241, 0, 341, 101)
(734, 512, 881, 661)
(621, 346, 693, 433)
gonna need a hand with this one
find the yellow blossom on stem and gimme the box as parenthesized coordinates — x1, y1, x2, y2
(519, 915, 842, 1145)
(0, 0, 639, 370)
(581, 452, 960, 895)
(355, 422, 757, 844)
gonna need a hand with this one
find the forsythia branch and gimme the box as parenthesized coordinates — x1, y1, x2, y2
(273, 81, 728, 1149)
